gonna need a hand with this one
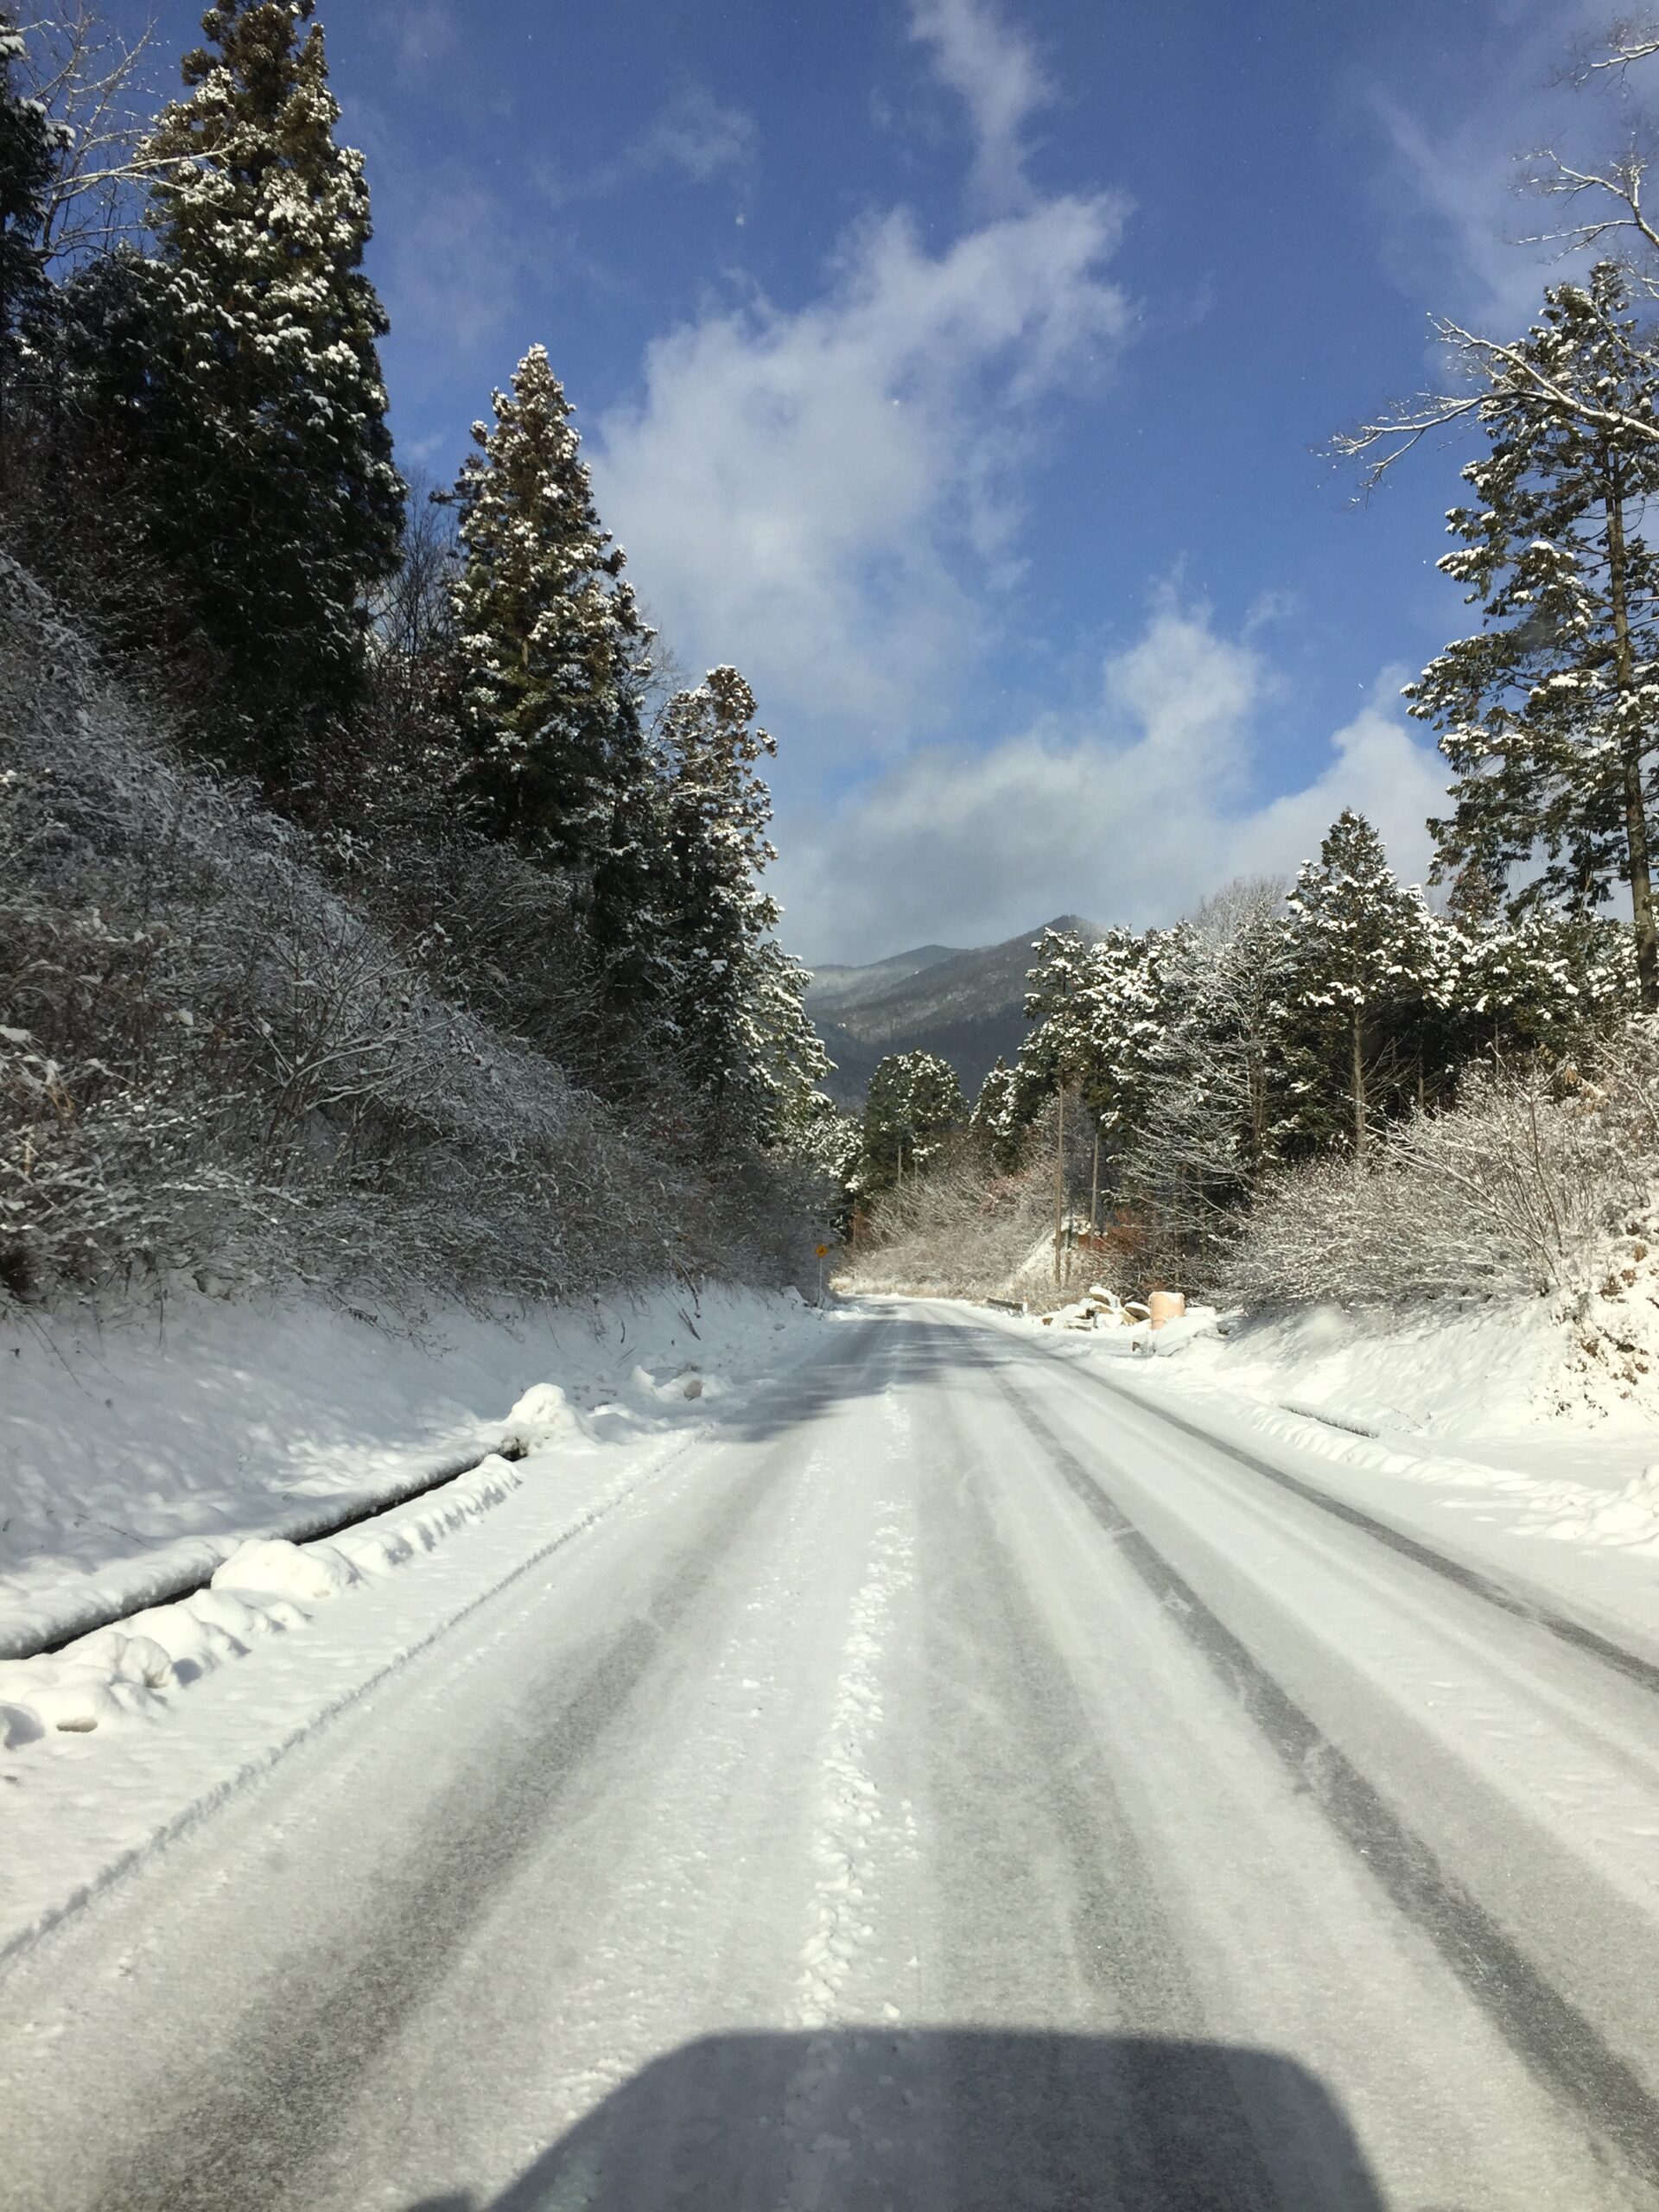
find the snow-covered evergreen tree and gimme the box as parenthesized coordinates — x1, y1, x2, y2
(1124, 882, 1294, 1267)
(1280, 810, 1445, 1154)
(137, 0, 403, 768)
(0, 9, 56, 432)
(1071, 927, 1169, 1140)
(738, 937, 832, 1151)
(970, 1058, 1027, 1173)
(448, 343, 656, 931)
(1017, 925, 1108, 1119)
(860, 1051, 967, 1193)
(774, 1085, 858, 1185)
(1015, 927, 1164, 1140)
(657, 665, 823, 1149)
(1446, 908, 1635, 1058)
(1409, 266, 1659, 1007)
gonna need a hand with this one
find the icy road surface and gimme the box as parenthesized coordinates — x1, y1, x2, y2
(4, 1301, 1659, 2210)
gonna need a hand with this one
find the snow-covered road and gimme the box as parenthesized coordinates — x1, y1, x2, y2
(5, 1300, 1659, 2209)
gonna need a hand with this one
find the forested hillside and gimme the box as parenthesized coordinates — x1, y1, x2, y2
(806, 918, 1101, 1104)
(836, 77, 1659, 1366)
(0, 0, 838, 1313)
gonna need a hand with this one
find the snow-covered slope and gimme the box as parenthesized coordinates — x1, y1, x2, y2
(993, 1293, 1659, 1615)
(0, 1284, 824, 1656)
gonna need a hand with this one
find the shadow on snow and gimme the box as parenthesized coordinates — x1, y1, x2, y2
(400, 2024, 1445, 2210)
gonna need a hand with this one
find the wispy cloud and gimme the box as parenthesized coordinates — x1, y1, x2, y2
(386, 0, 459, 86)
(593, 193, 1130, 745)
(907, 0, 1053, 213)
(1364, 0, 1630, 333)
(771, 600, 1449, 963)
(591, 0, 1130, 749)
(381, 165, 527, 357)
(541, 86, 757, 208)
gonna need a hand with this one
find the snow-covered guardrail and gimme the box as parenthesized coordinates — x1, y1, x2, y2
(1278, 1400, 1381, 1440)
(0, 1438, 525, 1665)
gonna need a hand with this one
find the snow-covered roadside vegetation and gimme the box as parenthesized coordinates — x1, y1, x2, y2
(0, 1282, 826, 1740)
(836, 874, 1652, 1331)
(0, 3, 846, 1546)
(836, 875, 1659, 1424)
(0, 556, 756, 1311)
(830, 29, 1659, 1421)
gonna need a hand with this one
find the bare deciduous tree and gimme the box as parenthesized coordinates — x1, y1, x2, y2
(14, 3, 162, 265)
(1335, 19, 1659, 486)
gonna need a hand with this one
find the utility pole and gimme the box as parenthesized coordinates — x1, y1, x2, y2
(1090, 1121, 1100, 1244)
(896, 1137, 904, 1190)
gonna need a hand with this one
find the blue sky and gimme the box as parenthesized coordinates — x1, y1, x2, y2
(112, 0, 1637, 960)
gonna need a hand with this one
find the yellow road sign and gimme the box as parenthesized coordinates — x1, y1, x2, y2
(815, 1244, 830, 1258)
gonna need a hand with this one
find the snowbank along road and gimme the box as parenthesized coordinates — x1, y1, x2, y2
(4, 1299, 1659, 2209)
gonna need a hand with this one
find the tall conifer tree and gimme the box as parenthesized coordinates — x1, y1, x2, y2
(861, 1052, 967, 1193)
(658, 665, 823, 1147)
(0, 10, 55, 438)
(1410, 267, 1659, 1007)
(449, 343, 660, 1004)
(1280, 811, 1443, 1154)
(138, 0, 403, 767)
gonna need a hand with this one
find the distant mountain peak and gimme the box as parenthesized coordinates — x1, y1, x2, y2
(805, 917, 1103, 1106)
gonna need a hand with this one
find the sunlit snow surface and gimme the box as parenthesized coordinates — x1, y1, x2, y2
(3, 1299, 1659, 2209)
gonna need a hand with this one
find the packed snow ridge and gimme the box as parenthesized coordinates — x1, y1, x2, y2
(0, 1286, 823, 1751)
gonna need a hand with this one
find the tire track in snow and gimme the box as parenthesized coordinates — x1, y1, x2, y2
(985, 1357, 1659, 2202)
(780, 1386, 922, 2206)
(985, 1309, 1659, 1700)
(792, 1498, 914, 2031)
(523, 1441, 849, 2141)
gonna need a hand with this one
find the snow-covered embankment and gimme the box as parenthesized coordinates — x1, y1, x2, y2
(0, 1285, 824, 1742)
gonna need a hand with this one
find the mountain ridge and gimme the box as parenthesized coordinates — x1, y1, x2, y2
(804, 915, 1103, 1107)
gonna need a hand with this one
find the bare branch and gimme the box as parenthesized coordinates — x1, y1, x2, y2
(1566, 18, 1659, 87)
(1516, 149, 1659, 269)
(13, 3, 167, 266)
(1331, 386, 1486, 490)
(1334, 295, 1659, 491)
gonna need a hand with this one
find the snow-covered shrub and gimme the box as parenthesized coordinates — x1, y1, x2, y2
(1225, 1028, 1659, 1311)
(0, 555, 809, 1308)
(839, 1141, 1055, 1300)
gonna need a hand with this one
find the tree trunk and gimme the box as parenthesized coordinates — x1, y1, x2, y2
(1351, 1009, 1367, 1156)
(1248, 1039, 1268, 1168)
(1605, 473, 1659, 1009)
(1052, 1084, 1065, 1289)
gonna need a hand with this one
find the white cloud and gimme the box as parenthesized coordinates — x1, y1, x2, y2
(635, 87, 756, 184)
(587, 0, 1129, 747)
(382, 168, 525, 356)
(388, 1, 458, 86)
(541, 87, 757, 207)
(772, 601, 1450, 963)
(1366, 0, 1628, 332)
(907, 0, 1052, 212)
(593, 192, 1129, 744)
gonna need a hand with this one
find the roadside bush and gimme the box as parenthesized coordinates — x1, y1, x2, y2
(1224, 1032, 1659, 1312)
(839, 1138, 1056, 1300)
(0, 557, 816, 1309)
